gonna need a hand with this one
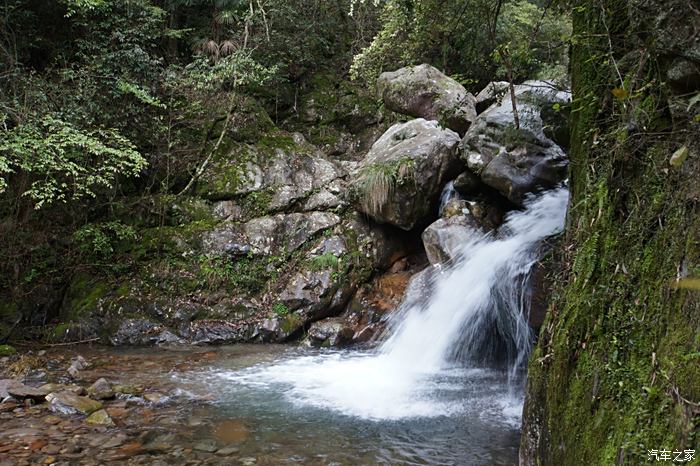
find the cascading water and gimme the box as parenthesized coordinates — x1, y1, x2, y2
(179, 187, 569, 464)
(438, 180, 462, 216)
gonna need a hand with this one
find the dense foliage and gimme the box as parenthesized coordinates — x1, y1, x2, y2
(350, 0, 571, 89)
(0, 0, 570, 339)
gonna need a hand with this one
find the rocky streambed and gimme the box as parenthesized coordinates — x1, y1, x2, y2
(0, 345, 521, 465)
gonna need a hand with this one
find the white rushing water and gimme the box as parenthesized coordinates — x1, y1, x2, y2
(215, 187, 569, 422)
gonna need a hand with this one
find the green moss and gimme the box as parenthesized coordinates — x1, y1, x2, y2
(523, 2, 700, 463)
(279, 314, 303, 335)
(53, 323, 70, 340)
(61, 275, 109, 322)
(309, 253, 341, 271)
(0, 344, 16, 356)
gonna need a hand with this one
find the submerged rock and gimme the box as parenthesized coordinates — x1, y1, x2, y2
(86, 409, 115, 426)
(378, 64, 477, 135)
(0, 379, 48, 401)
(46, 391, 103, 415)
(88, 378, 115, 400)
(353, 119, 461, 230)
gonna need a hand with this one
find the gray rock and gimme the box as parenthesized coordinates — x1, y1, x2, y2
(197, 139, 344, 211)
(0, 379, 48, 401)
(475, 81, 510, 114)
(306, 318, 354, 347)
(353, 119, 462, 230)
(459, 81, 570, 205)
(193, 440, 219, 453)
(666, 58, 700, 92)
(203, 211, 341, 257)
(188, 320, 251, 344)
(67, 355, 88, 378)
(378, 64, 477, 135)
(422, 215, 484, 265)
(0, 379, 22, 400)
(87, 378, 114, 400)
(258, 315, 304, 342)
(110, 319, 184, 346)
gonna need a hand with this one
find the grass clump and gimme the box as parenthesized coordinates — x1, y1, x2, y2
(356, 158, 415, 216)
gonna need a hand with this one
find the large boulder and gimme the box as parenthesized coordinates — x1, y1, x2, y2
(353, 119, 462, 230)
(459, 81, 570, 205)
(378, 64, 477, 135)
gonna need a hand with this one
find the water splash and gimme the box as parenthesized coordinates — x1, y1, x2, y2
(213, 187, 569, 422)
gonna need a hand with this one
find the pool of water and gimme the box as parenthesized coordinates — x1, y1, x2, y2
(176, 345, 522, 465)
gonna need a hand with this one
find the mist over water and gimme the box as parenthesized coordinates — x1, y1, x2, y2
(210, 187, 569, 422)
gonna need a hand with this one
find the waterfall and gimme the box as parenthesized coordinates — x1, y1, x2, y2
(216, 187, 569, 422)
(380, 186, 568, 379)
(438, 180, 461, 216)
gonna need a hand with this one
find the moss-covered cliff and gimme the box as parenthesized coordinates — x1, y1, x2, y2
(521, 1, 700, 464)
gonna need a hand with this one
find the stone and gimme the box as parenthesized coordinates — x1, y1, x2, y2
(202, 211, 340, 257)
(0, 379, 48, 401)
(666, 58, 700, 92)
(110, 319, 184, 346)
(459, 81, 570, 205)
(440, 198, 469, 218)
(353, 119, 462, 230)
(193, 440, 218, 453)
(197, 137, 344, 211)
(39, 383, 85, 396)
(86, 409, 115, 426)
(67, 355, 87, 378)
(378, 64, 477, 135)
(87, 378, 114, 400)
(422, 215, 484, 265)
(46, 391, 103, 415)
(216, 446, 240, 456)
(306, 318, 355, 347)
(475, 81, 510, 113)
(143, 392, 168, 404)
(188, 320, 250, 345)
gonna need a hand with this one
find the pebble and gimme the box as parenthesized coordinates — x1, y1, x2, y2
(193, 440, 219, 453)
(216, 446, 240, 456)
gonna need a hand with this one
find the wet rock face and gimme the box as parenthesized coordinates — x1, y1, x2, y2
(378, 64, 477, 135)
(459, 81, 570, 205)
(110, 319, 184, 346)
(353, 119, 462, 230)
